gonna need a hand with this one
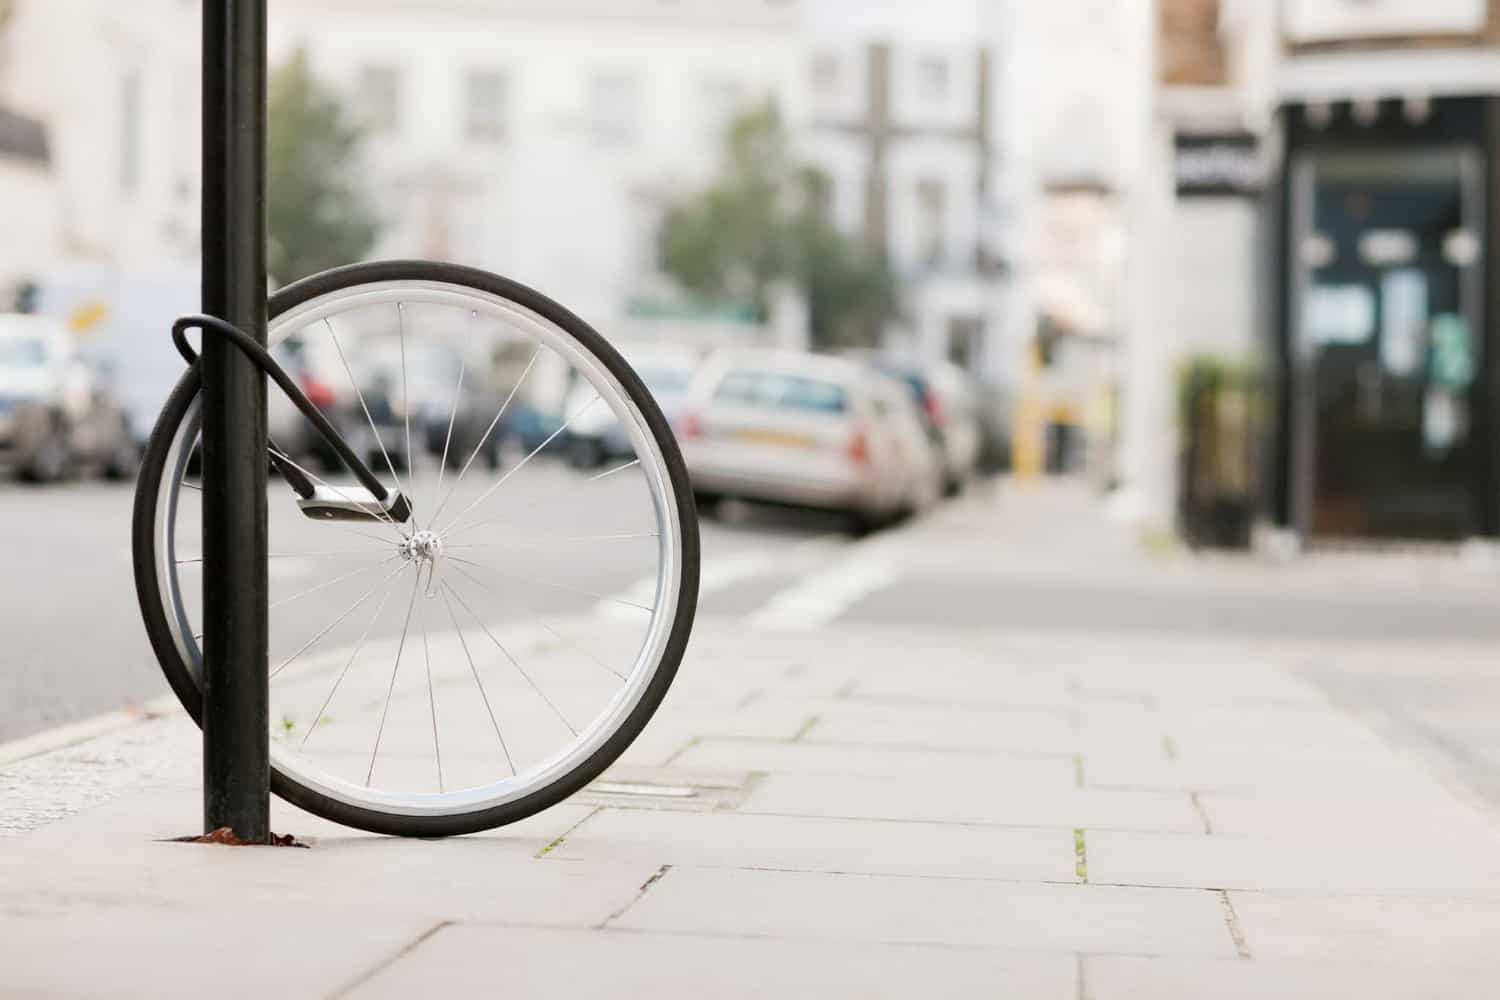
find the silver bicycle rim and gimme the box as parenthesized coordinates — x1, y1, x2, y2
(153, 279, 685, 818)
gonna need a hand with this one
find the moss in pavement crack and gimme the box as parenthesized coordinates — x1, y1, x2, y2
(792, 715, 820, 740)
(1073, 828, 1088, 882)
(535, 834, 568, 859)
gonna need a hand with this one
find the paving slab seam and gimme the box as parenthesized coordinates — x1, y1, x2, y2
(328, 920, 451, 1000)
(596, 863, 673, 929)
(657, 735, 707, 766)
(792, 738, 1083, 759)
(475, 921, 1247, 961)
(836, 695, 1079, 718)
(645, 862, 1091, 886)
(533, 805, 604, 859)
(732, 806, 1203, 836)
(1216, 890, 1252, 958)
(1188, 791, 1214, 834)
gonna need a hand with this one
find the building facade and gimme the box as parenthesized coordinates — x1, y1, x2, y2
(799, 0, 1019, 384)
(0, 0, 201, 271)
(269, 0, 802, 333)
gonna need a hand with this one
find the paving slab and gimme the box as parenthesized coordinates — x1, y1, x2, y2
(740, 772, 1204, 833)
(809, 705, 1161, 756)
(612, 865, 1238, 956)
(350, 925, 1078, 1000)
(0, 905, 434, 1000)
(672, 737, 1073, 784)
(1087, 829, 1500, 896)
(1229, 891, 1500, 965)
(1080, 750, 1450, 796)
(1198, 789, 1498, 840)
(1085, 954, 1499, 1000)
(544, 806, 1078, 881)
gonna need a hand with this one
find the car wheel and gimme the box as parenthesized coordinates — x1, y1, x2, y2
(693, 491, 721, 519)
(569, 436, 603, 469)
(849, 508, 885, 537)
(23, 433, 70, 484)
(103, 440, 140, 480)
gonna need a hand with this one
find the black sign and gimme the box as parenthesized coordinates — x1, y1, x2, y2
(1175, 133, 1261, 197)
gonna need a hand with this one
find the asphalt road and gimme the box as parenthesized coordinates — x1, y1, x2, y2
(0, 454, 845, 744)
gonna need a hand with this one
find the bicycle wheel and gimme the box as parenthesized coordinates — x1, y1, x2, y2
(133, 260, 699, 836)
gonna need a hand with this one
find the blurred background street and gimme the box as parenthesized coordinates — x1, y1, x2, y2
(8, 0, 1500, 993)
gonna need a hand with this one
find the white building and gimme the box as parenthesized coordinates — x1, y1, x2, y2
(0, 0, 201, 272)
(800, 0, 1020, 382)
(269, 0, 802, 332)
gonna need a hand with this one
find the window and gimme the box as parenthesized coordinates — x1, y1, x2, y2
(360, 64, 400, 132)
(916, 179, 946, 266)
(0, 336, 45, 367)
(917, 56, 949, 102)
(590, 71, 639, 145)
(713, 371, 848, 413)
(465, 70, 508, 143)
(811, 50, 839, 96)
(121, 68, 143, 194)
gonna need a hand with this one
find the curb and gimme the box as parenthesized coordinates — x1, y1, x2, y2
(0, 695, 177, 768)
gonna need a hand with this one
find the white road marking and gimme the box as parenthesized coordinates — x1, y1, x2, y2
(747, 552, 901, 631)
(594, 533, 846, 620)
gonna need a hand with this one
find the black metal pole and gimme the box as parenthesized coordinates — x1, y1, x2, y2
(200, 0, 270, 841)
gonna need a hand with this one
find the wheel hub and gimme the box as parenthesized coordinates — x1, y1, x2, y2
(401, 529, 443, 564)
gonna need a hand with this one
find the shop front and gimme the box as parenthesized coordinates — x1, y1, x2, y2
(1272, 95, 1500, 541)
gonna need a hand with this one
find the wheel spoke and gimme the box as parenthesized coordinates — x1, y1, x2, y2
(439, 585, 515, 775)
(433, 328, 469, 520)
(421, 605, 444, 792)
(443, 578, 577, 735)
(325, 316, 409, 509)
(366, 569, 423, 786)
(270, 554, 401, 611)
(446, 554, 653, 612)
(426, 346, 540, 529)
(300, 571, 406, 747)
(446, 531, 658, 551)
(441, 457, 642, 543)
(270, 561, 412, 679)
(179, 550, 384, 564)
(447, 561, 626, 681)
(437, 393, 601, 537)
(397, 302, 415, 528)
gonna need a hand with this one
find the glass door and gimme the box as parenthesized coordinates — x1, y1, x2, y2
(1290, 148, 1484, 540)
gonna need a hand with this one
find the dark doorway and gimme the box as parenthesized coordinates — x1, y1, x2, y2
(1290, 149, 1484, 539)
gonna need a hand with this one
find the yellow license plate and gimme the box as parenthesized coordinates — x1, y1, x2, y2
(736, 428, 815, 449)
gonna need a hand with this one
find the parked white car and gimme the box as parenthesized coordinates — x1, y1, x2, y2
(678, 350, 937, 531)
(0, 314, 137, 482)
(563, 345, 700, 468)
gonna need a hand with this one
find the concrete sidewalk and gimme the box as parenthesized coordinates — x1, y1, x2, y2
(5, 492, 1500, 997)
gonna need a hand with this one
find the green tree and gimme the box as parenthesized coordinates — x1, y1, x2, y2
(267, 50, 381, 283)
(657, 102, 897, 349)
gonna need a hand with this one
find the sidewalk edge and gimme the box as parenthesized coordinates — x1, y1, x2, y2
(0, 695, 177, 768)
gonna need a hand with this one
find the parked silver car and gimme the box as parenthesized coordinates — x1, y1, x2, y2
(866, 354, 982, 494)
(0, 314, 137, 482)
(678, 349, 938, 531)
